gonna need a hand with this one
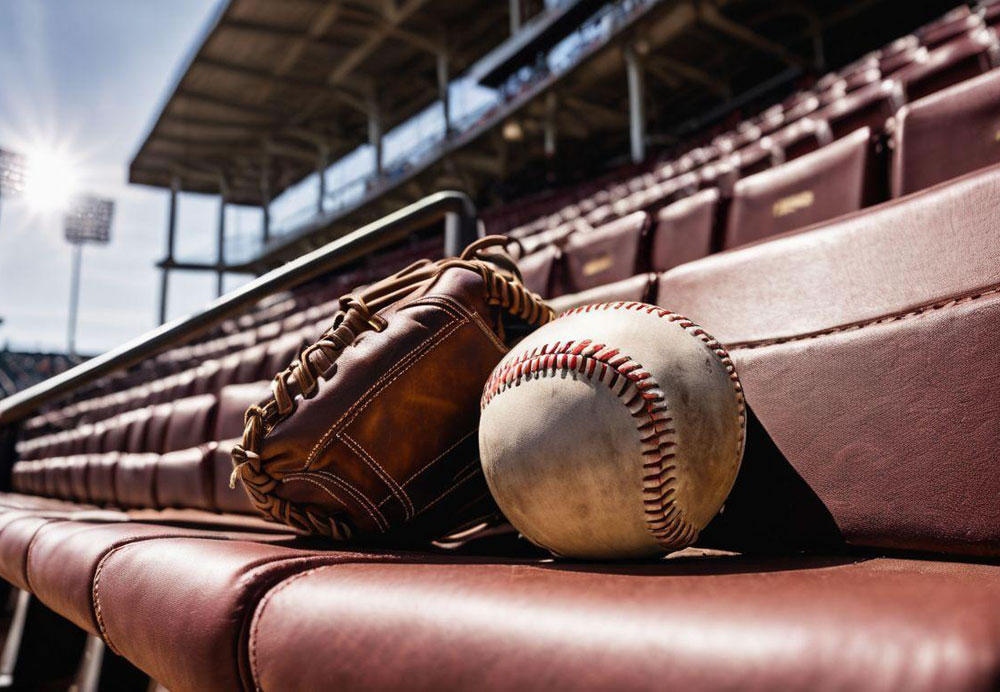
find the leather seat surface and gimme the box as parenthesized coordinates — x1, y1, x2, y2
(248, 556, 1000, 692)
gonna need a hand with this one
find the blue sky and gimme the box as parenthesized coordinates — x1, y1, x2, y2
(0, 0, 501, 356)
(0, 0, 242, 355)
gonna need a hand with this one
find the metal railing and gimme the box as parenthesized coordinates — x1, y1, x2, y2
(0, 191, 477, 426)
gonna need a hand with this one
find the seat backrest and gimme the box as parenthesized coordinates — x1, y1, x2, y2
(650, 189, 719, 272)
(894, 31, 997, 101)
(657, 164, 1000, 558)
(816, 79, 903, 140)
(891, 67, 1000, 196)
(560, 211, 650, 294)
(724, 127, 873, 249)
(516, 245, 560, 298)
(163, 394, 218, 454)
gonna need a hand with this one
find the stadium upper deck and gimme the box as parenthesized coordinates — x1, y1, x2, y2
(131, 0, 956, 313)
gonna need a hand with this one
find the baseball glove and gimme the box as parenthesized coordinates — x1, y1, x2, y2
(230, 237, 553, 543)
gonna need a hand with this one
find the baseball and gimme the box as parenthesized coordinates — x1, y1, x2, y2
(479, 302, 745, 559)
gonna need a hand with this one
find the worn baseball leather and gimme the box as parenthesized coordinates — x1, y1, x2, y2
(231, 238, 553, 542)
(479, 303, 745, 558)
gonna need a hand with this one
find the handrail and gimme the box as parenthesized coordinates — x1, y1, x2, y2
(0, 191, 477, 425)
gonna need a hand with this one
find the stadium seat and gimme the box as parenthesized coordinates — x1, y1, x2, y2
(649, 188, 719, 272)
(816, 79, 904, 140)
(560, 212, 650, 294)
(772, 117, 833, 162)
(115, 454, 158, 508)
(891, 67, 1000, 196)
(893, 30, 999, 102)
(156, 444, 217, 510)
(516, 245, 560, 298)
(547, 273, 656, 314)
(724, 127, 874, 249)
(246, 557, 1000, 692)
(659, 164, 1000, 556)
(918, 5, 982, 49)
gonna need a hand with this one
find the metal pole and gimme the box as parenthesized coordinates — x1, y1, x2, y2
(158, 177, 180, 326)
(437, 51, 451, 135)
(544, 91, 558, 158)
(317, 144, 329, 216)
(624, 43, 647, 164)
(216, 181, 227, 298)
(67, 241, 83, 357)
(72, 634, 106, 692)
(260, 161, 271, 247)
(367, 90, 383, 178)
(509, 0, 521, 35)
(0, 589, 30, 686)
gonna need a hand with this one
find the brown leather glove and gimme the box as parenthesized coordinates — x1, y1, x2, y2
(231, 237, 553, 543)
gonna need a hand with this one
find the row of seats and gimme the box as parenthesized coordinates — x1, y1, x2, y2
(10, 444, 250, 514)
(18, 236, 444, 441)
(2, 159, 1000, 690)
(492, 2, 1000, 242)
(517, 61, 1000, 298)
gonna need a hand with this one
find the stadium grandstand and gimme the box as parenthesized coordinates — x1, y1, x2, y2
(1, 0, 1000, 689)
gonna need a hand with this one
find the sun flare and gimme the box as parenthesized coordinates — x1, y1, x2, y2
(23, 148, 79, 213)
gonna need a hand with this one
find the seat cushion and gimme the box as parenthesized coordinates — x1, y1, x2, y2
(247, 556, 1000, 692)
(24, 521, 297, 637)
(91, 538, 411, 692)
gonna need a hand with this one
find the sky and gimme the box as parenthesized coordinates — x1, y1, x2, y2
(0, 0, 502, 357)
(0, 0, 246, 355)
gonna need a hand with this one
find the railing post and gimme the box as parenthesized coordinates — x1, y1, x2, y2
(159, 176, 180, 326)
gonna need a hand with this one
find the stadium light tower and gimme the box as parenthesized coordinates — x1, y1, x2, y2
(0, 148, 27, 230)
(63, 195, 114, 357)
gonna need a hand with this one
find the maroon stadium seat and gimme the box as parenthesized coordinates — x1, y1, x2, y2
(156, 443, 217, 510)
(918, 5, 982, 49)
(114, 453, 158, 508)
(516, 244, 560, 298)
(560, 212, 650, 294)
(162, 394, 218, 453)
(724, 127, 874, 249)
(649, 188, 719, 272)
(659, 164, 1000, 557)
(815, 79, 904, 140)
(772, 117, 833, 162)
(893, 30, 999, 102)
(246, 558, 1000, 692)
(891, 67, 1000, 196)
(547, 273, 656, 314)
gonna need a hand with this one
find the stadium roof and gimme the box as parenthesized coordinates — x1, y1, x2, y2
(136, 0, 957, 273)
(129, 0, 513, 206)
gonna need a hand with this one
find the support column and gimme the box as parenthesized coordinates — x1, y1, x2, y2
(66, 241, 83, 357)
(260, 161, 271, 247)
(367, 88, 383, 177)
(437, 50, 451, 135)
(216, 177, 227, 298)
(317, 143, 329, 216)
(72, 635, 106, 692)
(509, 0, 521, 35)
(624, 43, 647, 164)
(0, 589, 31, 686)
(158, 176, 180, 326)
(544, 91, 558, 158)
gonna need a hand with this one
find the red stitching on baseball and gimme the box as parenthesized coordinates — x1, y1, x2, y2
(481, 301, 746, 549)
